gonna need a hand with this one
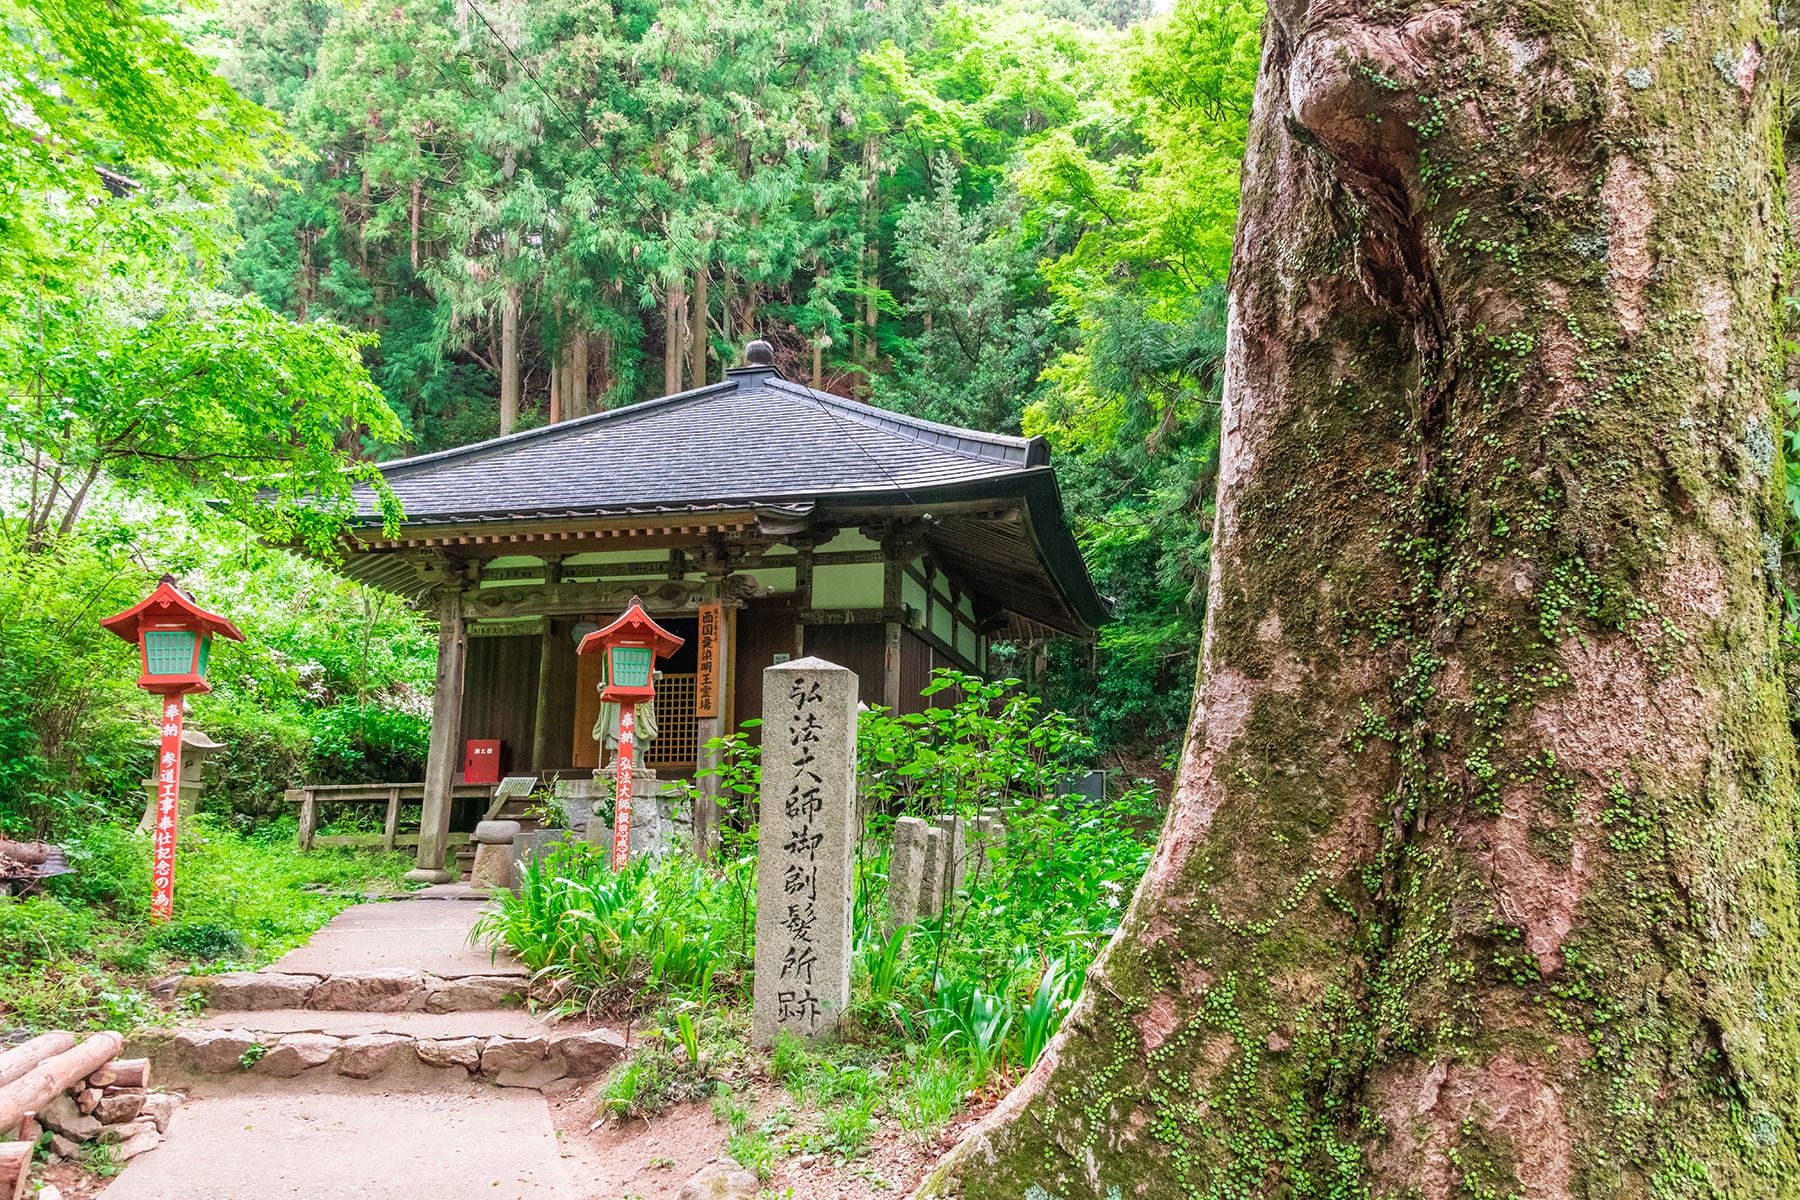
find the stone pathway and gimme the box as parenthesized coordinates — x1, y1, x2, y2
(98, 1075, 577, 1200)
(265, 895, 512, 977)
(103, 895, 622, 1199)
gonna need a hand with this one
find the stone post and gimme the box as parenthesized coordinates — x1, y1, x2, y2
(752, 657, 857, 1046)
(934, 814, 968, 898)
(918, 825, 947, 920)
(886, 816, 929, 933)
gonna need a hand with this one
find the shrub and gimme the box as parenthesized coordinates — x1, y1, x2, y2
(305, 701, 429, 785)
(474, 845, 754, 1012)
(148, 920, 246, 963)
(0, 538, 158, 835)
(0, 896, 95, 970)
(194, 705, 310, 816)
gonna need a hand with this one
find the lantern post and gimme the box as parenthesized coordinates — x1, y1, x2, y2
(101, 576, 244, 922)
(577, 597, 684, 870)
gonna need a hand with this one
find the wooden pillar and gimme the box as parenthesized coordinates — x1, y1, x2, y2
(793, 544, 814, 658)
(530, 622, 557, 772)
(382, 786, 401, 851)
(410, 586, 467, 882)
(296, 789, 318, 852)
(882, 551, 902, 714)
(693, 572, 732, 860)
(530, 558, 562, 773)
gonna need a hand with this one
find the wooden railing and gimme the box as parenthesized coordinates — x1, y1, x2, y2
(282, 782, 497, 852)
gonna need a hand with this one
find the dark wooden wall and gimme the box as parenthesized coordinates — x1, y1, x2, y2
(460, 634, 539, 776)
(899, 629, 938, 716)
(540, 619, 579, 769)
(802, 624, 885, 709)
(733, 603, 800, 744)
(459, 624, 583, 775)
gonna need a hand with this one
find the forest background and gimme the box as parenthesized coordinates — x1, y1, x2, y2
(0, 0, 1260, 841)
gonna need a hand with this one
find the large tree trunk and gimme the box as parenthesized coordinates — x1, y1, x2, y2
(595, 329, 612, 409)
(917, 5, 1800, 1197)
(571, 330, 588, 418)
(865, 246, 877, 365)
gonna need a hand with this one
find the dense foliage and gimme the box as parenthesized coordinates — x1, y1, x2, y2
(0, 514, 433, 838)
(1, 0, 404, 554)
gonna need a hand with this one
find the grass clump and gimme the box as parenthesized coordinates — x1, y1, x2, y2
(0, 813, 413, 1031)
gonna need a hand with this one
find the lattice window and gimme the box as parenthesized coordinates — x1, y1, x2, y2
(647, 672, 697, 772)
(144, 630, 196, 675)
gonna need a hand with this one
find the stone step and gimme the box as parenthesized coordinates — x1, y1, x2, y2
(190, 1008, 561, 1038)
(137, 1022, 627, 1091)
(177, 969, 526, 1014)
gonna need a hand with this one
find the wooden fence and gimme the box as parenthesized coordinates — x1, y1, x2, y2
(282, 782, 497, 852)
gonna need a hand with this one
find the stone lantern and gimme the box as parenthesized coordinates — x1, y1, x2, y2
(138, 728, 224, 833)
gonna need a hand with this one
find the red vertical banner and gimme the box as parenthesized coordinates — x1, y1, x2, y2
(151, 697, 183, 922)
(612, 702, 635, 871)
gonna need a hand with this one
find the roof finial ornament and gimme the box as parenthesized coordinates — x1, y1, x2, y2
(745, 339, 775, 367)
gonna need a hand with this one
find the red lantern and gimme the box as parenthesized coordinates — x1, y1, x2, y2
(578, 599, 685, 702)
(101, 576, 244, 922)
(577, 597, 683, 869)
(101, 575, 245, 696)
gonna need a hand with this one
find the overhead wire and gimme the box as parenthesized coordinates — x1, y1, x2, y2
(459, 0, 602, 156)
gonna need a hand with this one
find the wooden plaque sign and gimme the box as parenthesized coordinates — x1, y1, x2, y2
(696, 603, 722, 718)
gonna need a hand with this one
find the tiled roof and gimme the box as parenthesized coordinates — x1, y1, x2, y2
(345, 365, 1107, 633)
(353, 368, 1045, 523)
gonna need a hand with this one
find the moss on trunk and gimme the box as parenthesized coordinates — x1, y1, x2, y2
(915, 3, 1800, 1197)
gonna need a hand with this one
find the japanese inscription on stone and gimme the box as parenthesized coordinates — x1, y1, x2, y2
(753, 657, 857, 1045)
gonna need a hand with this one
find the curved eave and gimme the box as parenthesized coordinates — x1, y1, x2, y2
(333, 472, 1106, 638)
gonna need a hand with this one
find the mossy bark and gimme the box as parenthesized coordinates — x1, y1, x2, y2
(916, 3, 1800, 1197)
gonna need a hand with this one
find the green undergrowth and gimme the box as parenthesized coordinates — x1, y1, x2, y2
(0, 814, 414, 1032)
(476, 671, 1161, 1160)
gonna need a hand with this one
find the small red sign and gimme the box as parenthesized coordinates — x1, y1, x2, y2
(463, 740, 502, 784)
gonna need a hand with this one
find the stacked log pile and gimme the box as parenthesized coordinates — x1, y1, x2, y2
(0, 1033, 179, 1195)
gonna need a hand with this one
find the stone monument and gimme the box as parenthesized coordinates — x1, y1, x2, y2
(752, 657, 857, 1046)
(469, 820, 519, 891)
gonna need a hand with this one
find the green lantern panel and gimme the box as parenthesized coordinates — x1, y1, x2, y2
(609, 645, 655, 689)
(144, 630, 197, 676)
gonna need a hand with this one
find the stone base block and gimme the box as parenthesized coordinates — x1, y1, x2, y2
(469, 842, 513, 891)
(404, 867, 456, 884)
